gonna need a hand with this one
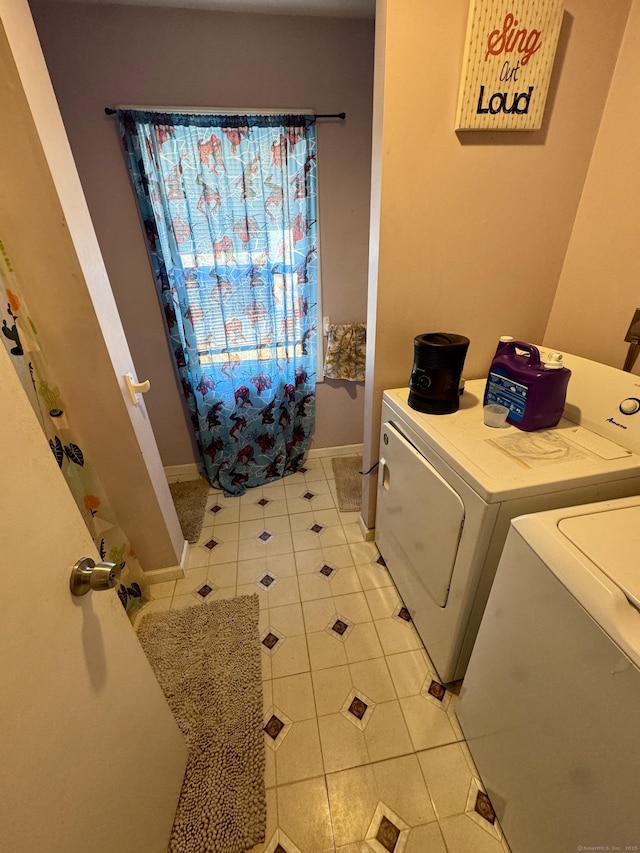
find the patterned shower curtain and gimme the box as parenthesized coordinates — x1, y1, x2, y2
(117, 110, 318, 495)
(0, 239, 144, 615)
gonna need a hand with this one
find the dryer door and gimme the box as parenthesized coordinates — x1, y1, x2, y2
(376, 422, 465, 608)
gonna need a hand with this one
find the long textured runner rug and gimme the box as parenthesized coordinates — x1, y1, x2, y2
(137, 594, 265, 853)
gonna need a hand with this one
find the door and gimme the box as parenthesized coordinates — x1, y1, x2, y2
(376, 421, 465, 608)
(0, 343, 187, 851)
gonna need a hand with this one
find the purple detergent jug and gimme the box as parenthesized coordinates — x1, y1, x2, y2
(483, 340, 571, 431)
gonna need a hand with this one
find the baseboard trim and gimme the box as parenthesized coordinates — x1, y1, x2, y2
(164, 462, 203, 483)
(140, 540, 189, 587)
(143, 563, 186, 584)
(358, 514, 375, 541)
(164, 447, 363, 480)
(308, 443, 363, 459)
(180, 538, 190, 569)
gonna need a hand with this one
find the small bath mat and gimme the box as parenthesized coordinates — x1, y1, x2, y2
(137, 594, 265, 853)
(331, 455, 363, 512)
(169, 477, 209, 543)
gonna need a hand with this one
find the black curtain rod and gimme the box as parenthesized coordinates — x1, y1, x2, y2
(104, 107, 345, 119)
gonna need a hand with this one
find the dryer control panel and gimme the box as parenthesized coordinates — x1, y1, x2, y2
(538, 347, 640, 454)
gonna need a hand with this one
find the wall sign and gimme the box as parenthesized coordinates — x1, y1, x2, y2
(455, 0, 564, 131)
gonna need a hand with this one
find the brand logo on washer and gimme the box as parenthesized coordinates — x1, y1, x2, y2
(606, 417, 628, 429)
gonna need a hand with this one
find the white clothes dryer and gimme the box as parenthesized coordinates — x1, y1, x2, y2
(456, 496, 640, 853)
(375, 349, 640, 683)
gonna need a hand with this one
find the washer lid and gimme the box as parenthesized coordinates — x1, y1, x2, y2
(558, 506, 640, 609)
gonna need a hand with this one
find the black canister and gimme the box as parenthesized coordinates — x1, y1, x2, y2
(408, 333, 470, 414)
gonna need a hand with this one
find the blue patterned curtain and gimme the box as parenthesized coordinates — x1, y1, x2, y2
(117, 111, 317, 495)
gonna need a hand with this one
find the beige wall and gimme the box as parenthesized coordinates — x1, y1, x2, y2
(544, 0, 640, 372)
(28, 0, 639, 533)
(1, 0, 184, 570)
(29, 2, 374, 465)
(362, 0, 632, 526)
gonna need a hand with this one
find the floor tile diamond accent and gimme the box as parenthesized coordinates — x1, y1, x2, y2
(196, 583, 214, 599)
(421, 675, 452, 710)
(326, 613, 353, 643)
(348, 696, 368, 720)
(265, 829, 303, 853)
(465, 778, 504, 842)
(258, 529, 273, 543)
(376, 554, 387, 567)
(258, 572, 278, 589)
(257, 497, 270, 507)
(341, 687, 375, 731)
(263, 714, 285, 740)
(316, 562, 336, 580)
(202, 538, 219, 552)
(263, 706, 293, 752)
(310, 523, 324, 534)
(475, 790, 497, 825)
(365, 803, 409, 853)
(376, 815, 401, 852)
(260, 626, 285, 656)
(262, 632, 280, 650)
(208, 504, 224, 516)
(303, 491, 315, 501)
(427, 680, 446, 701)
(397, 606, 412, 622)
(298, 466, 308, 474)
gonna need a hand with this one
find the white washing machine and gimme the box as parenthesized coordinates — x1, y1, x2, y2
(456, 496, 640, 853)
(375, 348, 640, 683)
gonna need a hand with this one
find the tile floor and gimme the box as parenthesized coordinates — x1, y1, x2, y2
(139, 454, 512, 853)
